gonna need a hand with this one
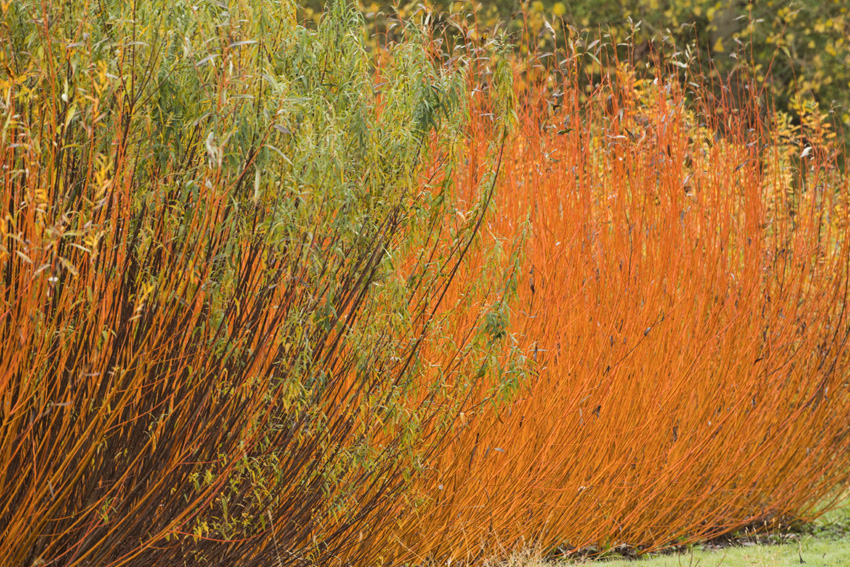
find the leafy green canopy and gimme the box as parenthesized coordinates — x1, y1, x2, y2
(302, 0, 849, 147)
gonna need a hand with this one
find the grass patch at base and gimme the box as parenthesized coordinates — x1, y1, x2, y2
(559, 505, 850, 567)
(566, 538, 850, 567)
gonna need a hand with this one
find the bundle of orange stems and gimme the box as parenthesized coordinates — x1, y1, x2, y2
(382, 59, 850, 564)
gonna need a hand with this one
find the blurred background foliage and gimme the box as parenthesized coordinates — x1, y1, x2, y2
(298, 0, 849, 144)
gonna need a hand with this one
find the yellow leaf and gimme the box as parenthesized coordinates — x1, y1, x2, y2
(58, 256, 79, 277)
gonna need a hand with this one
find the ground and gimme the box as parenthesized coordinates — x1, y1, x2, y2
(515, 504, 850, 567)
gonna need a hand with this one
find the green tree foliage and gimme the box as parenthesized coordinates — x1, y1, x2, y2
(303, 0, 849, 142)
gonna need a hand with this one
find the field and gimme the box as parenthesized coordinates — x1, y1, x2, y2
(1, 1, 849, 566)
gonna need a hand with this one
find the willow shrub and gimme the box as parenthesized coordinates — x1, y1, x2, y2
(388, 49, 850, 563)
(0, 1, 513, 565)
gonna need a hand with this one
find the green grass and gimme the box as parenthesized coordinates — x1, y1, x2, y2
(565, 506, 850, 567)
(492, 505, 850, 567)
(570, 538, 850, 567)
